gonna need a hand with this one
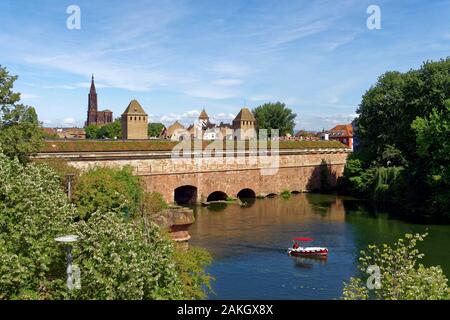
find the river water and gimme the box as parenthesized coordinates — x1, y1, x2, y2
(189, 193, 450, 300)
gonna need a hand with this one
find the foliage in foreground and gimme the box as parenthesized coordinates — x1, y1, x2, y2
(0, 152, 75, 299)
(69, 212, 184, 299)
(0, 152, 212, 299)
(173, 246, 214, 300)
(342, 233, 449, 300)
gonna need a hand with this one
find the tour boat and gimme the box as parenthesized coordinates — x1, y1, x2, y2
(287, 237, 328, 257)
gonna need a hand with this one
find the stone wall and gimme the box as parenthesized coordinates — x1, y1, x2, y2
(64, 151, 348, 203)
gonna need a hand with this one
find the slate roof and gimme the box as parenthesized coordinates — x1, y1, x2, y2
(233, 107, 255, 122)
(122, 100, 147, 116)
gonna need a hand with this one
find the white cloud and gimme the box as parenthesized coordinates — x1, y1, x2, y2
(20, 93, 40, 100)
(63, 117, 76, 126)
(212, 78, 243, 86)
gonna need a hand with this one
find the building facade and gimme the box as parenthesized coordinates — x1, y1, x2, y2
(121, 100, 149, 140)
(85, 75, 113, 127)
(328, 124, 353, 150)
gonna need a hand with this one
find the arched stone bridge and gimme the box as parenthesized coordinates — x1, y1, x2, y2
(37, 148, 350, 204)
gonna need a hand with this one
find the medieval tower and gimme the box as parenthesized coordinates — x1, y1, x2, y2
(232, 107, 257, 140)
(121, 99, 149, 140)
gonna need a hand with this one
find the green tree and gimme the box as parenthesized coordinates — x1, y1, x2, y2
(252, 102, 297, 137)
(0, 151, 75, 299)
(0, 65, 43, 163)
(343, 58, 450, 216)
(148, 123, 165, 137)
(84, 124, 99, 139)
(69, 212, 184, 299)
(139, 192, 168, 217)
(72, 166, 142, 220)
(412, 100, 450, 217)
(97, 119, 122, 139)
(342, 233, 449, 300)
(173, 246, 213, 300)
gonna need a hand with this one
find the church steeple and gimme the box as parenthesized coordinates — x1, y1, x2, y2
(86, 74, 98, 126)
(90, 74, 96, 94)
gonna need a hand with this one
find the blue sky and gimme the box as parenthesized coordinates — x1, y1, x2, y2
(1, 0, 449, 130)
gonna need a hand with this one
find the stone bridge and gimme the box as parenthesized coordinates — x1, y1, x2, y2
(36, 148, 350, 204)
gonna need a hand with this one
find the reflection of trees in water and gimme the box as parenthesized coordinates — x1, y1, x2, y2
(190, 194, 347, 246)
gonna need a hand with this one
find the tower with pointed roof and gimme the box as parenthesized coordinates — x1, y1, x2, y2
(232, 107, 257, 140)
(121, 99, 148, 139)
(198, 108, 209, 122)
(85, 74, 113, 127)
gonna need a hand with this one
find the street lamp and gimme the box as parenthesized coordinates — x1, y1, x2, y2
(55, 234, 79, 290)
(65, 173, 75, 200)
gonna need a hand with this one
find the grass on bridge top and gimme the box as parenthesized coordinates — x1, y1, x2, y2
(40, 139, 346, 153)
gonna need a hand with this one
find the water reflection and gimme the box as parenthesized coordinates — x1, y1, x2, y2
(189, 193, 450, 299)
(292, 256, 328, 269)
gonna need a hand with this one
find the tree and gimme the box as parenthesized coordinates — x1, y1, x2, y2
(72, 166, 143, 220)
(148, 123, 165, 138)
(252, 102, 297, 137)
(69, 211, 184, 299)
(412, 100, 450, 217)
(0, 151, 206, 300)
(343, 58, 450, 216)
(342, 233, 449, 300)
(0, 65, 43, 163)
(97, 119, 122, 139)
(85, 124, 100, 139)
(85, 120, 122, 139)
(0, 151, 75, 299)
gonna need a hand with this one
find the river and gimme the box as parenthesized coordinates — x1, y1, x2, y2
(188, 193, 450, 300)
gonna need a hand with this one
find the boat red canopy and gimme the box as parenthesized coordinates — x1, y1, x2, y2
(293, 237, 313, 242)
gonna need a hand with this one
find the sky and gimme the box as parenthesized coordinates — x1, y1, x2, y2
(0, 0, 449, 130)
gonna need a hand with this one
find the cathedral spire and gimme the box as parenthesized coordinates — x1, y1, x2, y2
(90, 74, 96, 93)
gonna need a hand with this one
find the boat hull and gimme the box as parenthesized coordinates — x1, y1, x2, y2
(288, 248, 328, 257)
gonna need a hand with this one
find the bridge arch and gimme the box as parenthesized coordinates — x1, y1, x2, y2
(207, 191, 228, 202)
(237, 188, 256, 199)
(174, 185, 198, 204)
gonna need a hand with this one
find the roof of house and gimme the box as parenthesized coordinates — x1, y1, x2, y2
(233, 107, 255, 122)
(166, 120, 186, 136)
(328, 124, 353, 137)
(122, 100, 147, 116)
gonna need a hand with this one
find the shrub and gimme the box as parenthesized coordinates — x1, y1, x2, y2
(342, 233, 449, 300)
(173, 246, 213, 300)
(0, 152, 75, 299)
(139, 192, 168, 217)
(69, 212, 184, 299)
(280, 189, 291, 199)
(72, 166, 142, 220)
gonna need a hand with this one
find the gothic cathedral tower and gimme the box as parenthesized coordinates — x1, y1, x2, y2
(86, 74, 98, 126)
(85, 74, 113, 127)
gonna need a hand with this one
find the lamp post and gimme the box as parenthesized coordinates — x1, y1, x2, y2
(65, 173, 75, 200)
(55, 234, 79, 290)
